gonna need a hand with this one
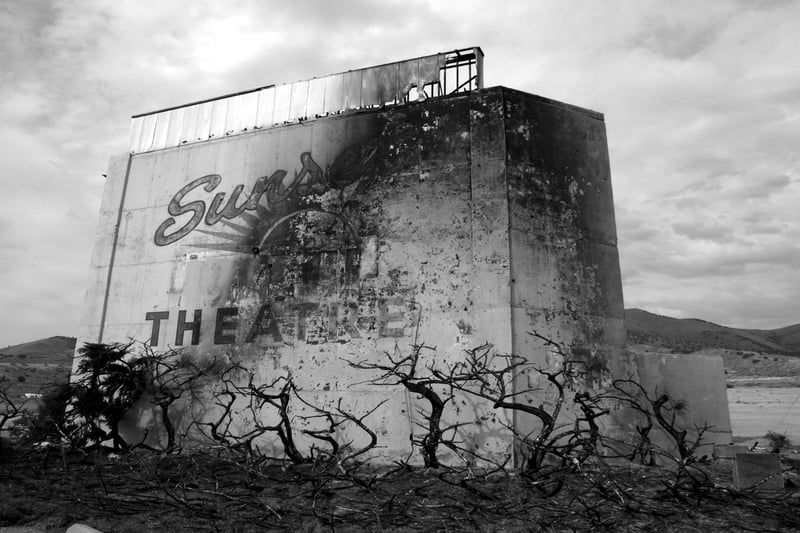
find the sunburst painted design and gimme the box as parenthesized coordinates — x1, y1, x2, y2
(191, 204, 275, 254)
(190, 205, 359, 256)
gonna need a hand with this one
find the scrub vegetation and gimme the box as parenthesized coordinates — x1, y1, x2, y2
(2, 339, 799, 532)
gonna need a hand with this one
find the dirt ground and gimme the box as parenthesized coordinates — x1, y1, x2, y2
(1, 443, 800, 533)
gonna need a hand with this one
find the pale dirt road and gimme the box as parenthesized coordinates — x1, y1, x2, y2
(727, 386, 800, 443)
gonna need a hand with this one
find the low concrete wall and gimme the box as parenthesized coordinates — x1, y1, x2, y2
(635, 352, 733, 457)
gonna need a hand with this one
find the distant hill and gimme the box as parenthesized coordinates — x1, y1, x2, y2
(0, 336, 76, 364)
(625, 309, 800, 355)
(0, 337, 75, 401)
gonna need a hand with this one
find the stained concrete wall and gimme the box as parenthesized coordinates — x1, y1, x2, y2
(76, 87, 628, 462)
(499, 90, 631, 442)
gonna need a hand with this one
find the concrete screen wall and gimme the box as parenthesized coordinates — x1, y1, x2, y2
(77, 87, 629, 462)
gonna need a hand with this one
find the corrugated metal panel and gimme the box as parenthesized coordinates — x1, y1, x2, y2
(256, 87, 276, 128)
(343, 70, 362, 109)
(165, 107, 185, 148)
(209, 99, 228, 139)
(323, 73, 345, 112)
(273, 83, 292, 124)
(361, 66, 379, 107)
(306, 77, 326, 118)
(137, 113, 157, 153)
(289, 80, 309, 120)
(419, 55, 443, 87)
(194, 102, 213, 141)
(398, 59, 419, 98)
(377, 63, 399, 104)
(224, 94, 243, 135)
(239, 91, 259, 132)
(128, 117, 144, 153)
(180, 105, 199, 145)
(152, 111, 171, 151)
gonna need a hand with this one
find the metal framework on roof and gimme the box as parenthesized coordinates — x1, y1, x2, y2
(128, 47, 484, 154)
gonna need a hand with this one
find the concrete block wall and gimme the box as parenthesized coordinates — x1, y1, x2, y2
(76, 87, 629, 463)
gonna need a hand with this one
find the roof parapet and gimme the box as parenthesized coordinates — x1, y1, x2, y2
(128, 47, 484, 154)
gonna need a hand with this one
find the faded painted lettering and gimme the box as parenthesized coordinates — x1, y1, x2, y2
(145, 311, 169, 346)
(214, 307, 238, 344)
(154, 152, 326, 246)
(144, 299, 412, 347)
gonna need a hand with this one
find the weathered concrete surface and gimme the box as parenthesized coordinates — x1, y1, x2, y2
(733, 452, 783, 490)
(500, 90, 630, 448)
(77, 87, 629, 464)
(635, 353, 733, 457)
(714, 443, 748, 459)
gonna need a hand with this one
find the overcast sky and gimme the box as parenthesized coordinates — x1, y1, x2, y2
(1, 0, 798, 347)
